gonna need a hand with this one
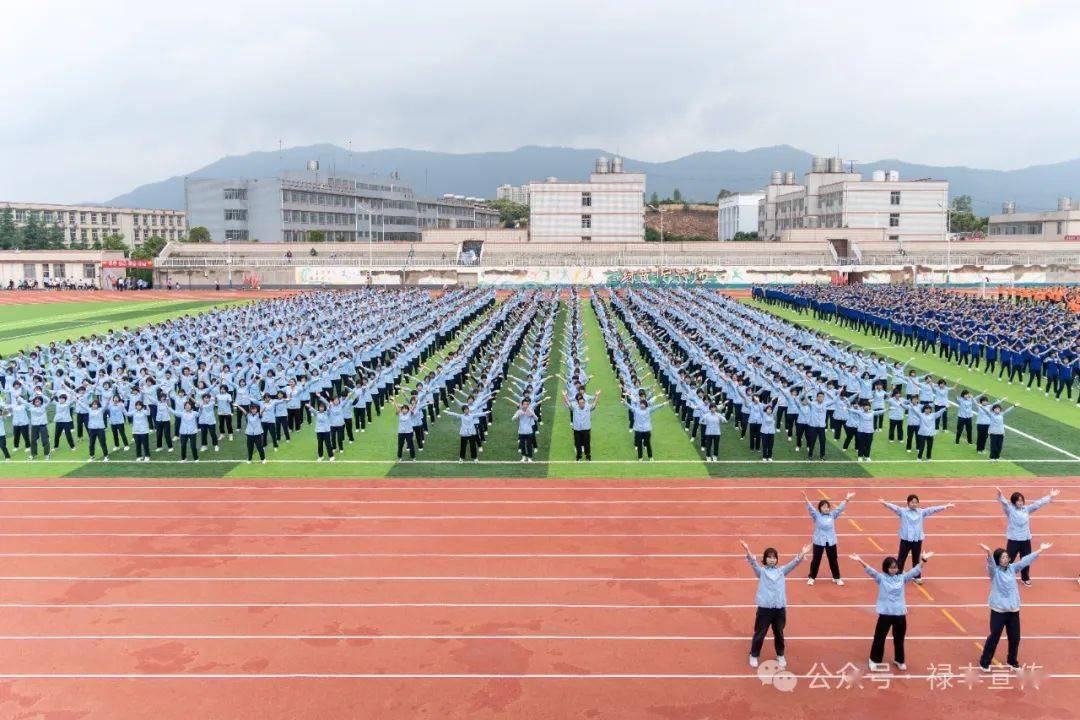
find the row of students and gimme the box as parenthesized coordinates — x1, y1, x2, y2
(744, 486, 1060, 671)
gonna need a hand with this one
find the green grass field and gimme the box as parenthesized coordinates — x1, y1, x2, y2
(1, 294, 1077, 479)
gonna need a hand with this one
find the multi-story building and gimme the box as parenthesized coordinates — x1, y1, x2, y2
(496, 184, 530, 205)
(758, 158, 948, 246)
(987, 199, 1080, 241)
(717, 192, 764, 240)
(186, 169, 498, 243)
(527, 157, 645, 243)
(0, 201, 187, 248)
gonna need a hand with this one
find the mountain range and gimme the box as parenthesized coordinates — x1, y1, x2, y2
(104, 144, 1080, 215)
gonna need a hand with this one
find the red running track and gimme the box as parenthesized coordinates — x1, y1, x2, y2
(0, 476, 1078, 720)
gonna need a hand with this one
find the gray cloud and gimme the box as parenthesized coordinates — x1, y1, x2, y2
(3, 0, 1079, 203)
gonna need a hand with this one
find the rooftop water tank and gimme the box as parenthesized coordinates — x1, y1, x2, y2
(611, 156, 624, 173)
(595, 157, 610, 174)
(871, 170, 886, 182)
(1002, 201, 1015, 214)
(812, 156, 828, 173)
(1058, 197, 1073, 211)
(829, 157, 844, 173)
(771, 170, 783, 185)
(784, 171, 796, 185)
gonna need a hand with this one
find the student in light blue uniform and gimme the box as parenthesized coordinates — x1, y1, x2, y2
(130, 400, 152, 461)
(996, 486, 1058, 585)
(977, 541, 1052, 670)
(850, 551, 933, 671)
(985, 401, 1019, 460)
(511, 399, 539, 462)
(802, 490, 855, 585)
(740, 539, 810, 670)
(562, 389, 600, 462)
(880, 494, 954, 579)
(445, 403, 484, 462)
(700, 401, 726, 462)
(914, 404, 946, 461)
(0, 407, 9, 460)
(624, 395, 668, 461)
(954, 389, 975, 445)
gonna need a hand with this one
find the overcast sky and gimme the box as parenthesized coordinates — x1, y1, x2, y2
(3, 1, 1079, 203)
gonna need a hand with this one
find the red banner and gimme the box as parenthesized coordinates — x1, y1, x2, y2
(101, 259, 153, 269)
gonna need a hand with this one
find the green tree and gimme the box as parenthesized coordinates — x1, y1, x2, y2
(951, 195, 973, 214)
(948, 195, 988, 233)
(185, 226, 211, 243)
(0, 208, 17, 249)
(716, 189, 733, 200)
(485, 199, 529, 228)
(649, 191, 660, 206)
(308, 230, 326, 243)
(45, 224, 65, 249)
(132, 235, 167, 260)
(672, 188, 683, 203)
(645, 226, 662, 242)
(20, 212, 45, 249)
(102, 234, 129, 254)
(731, 231, 760, 242)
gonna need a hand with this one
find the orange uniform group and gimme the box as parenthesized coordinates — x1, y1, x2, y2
(996, 286, 1080, 313)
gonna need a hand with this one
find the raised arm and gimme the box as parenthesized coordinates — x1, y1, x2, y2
(1027, 489, 1059, 513)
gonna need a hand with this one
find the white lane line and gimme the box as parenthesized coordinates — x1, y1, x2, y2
(1, 552, 1078, 559)
(2, 602, 1078, 609)
(2, 532, 1080, 538)
(0, 673, 1075, 680)
(3, 498, 1078, 505)
(0, 634, 1075, 641)
(1, 482, 1076, 491)
(0, 575, 1072, 582)
(0, 514, 1076, 520)
(0, 458, 1075, 464)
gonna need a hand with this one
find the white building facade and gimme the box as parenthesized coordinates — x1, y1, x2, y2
(988, 199, 1080, 241)
(758, 158, 948, 246)
(528, 158, 645, 243)
(0, 201, 187, 248)
(717, 192, 764, 240)
(496, 184, 530, 205)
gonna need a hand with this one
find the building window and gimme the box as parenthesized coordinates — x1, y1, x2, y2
(224, 209, 247, 221)
(80, 229, 87, 240)
(80, 212, 87, 223)
(581, 214, 592, 229)
(889, 235, 899, 242)
(42, 264, 50, 279)
(83, 263, 96, 279)
(53, 264, 66, 279)
(581, 236, 591, 243)
(890, 191, 901, 206)
(581, 192, 592, 207)
(1057, 221, 1063, 235)
(111, 213, 118, 224)
(23, 264, 35, 280)
(224, 188, 247, 200)
(224, 230, 248, 241)
(889, 213, 900, 227)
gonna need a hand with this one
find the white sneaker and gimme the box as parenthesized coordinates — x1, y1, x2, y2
(807, 578, 815, 586)
(124, 446, 130, 451)
(102, 456, 109, 462)
(200, 446, 207, 452)
(329, 457, 335, 462)
(749, 656, 759, 668)
(895, 662, 907, 671)
(246, 460, 252, 464)
(869, 660, 888, 672)
(261, 459, 267, 464)
(835, 579, 845, 586)
(316, 457, 323, 462)
(214, 446, 219, 452)
(777, 656, 787, 669)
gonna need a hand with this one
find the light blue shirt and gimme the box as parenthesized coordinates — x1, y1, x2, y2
(806, 500, 846, 546)
(864, 564, 922, 615)
(569, 403, 594, 431)
(987, 551, 1042, 612)
(999, 493, 1052, 541)
(884, 503, 949, 541)
(747, 554, 803, 609)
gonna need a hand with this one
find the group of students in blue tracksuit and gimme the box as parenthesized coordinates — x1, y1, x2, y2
(0, 288, 494, 464)
(742, 487, 1060, 674)
(759, 284, 1078, 403)
(589, 286, 1024, 465)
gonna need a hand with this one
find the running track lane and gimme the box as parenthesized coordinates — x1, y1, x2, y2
(0, 476, 1078, 720)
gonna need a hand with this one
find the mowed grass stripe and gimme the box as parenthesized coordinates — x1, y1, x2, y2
(0, 301, 223, 342)
(387, 298, 559, 478)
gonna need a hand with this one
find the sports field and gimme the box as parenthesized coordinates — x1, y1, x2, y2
(0, 291, 1076, 480)
(1, 290, 1078, 720)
